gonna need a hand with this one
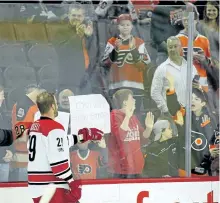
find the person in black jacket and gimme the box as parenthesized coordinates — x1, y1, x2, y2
(54, 3, 99, 94)
(165, 73, 215, 176)
(0, 129, 13, 147)
(0, 85, 14, 181)
(143, 119, 178, 178)
(150, 0, 195, 66)
(0, 85, 13, 147)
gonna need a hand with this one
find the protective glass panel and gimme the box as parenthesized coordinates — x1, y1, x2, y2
(0, 1, 219, 185)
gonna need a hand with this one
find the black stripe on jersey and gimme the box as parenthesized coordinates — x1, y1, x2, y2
(64, 174, 73, 182)
(50, 159, 68, 166)
(55, 167, 71, 177)
(28, 171, 53, 174)
(73, 134, 78, 145)
(28, 181, 67, 185)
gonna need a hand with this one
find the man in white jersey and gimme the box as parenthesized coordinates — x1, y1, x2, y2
(28, 91, 103, 203)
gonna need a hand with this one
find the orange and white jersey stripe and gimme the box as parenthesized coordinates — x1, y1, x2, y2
(177, 33, 211, 89)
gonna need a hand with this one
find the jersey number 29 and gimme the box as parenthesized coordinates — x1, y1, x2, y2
(29, 135, 36, 161)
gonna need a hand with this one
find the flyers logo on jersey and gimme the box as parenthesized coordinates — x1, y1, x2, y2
(78, 164, 92, 175)
(116, 51, 135, 67)
(191, 131, 208, 152)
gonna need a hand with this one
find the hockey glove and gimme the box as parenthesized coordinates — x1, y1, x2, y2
(78, 128, 103, 142)
(65, 180, 82, 203)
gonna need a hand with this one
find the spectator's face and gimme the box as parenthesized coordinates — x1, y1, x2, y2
(118, 20, 133, 36)
(182, 13, 197, 30)
(161, 124, 173, 140)
(167, 39, 181, 57)
(206, 4, 218, 20)
(69, 8, 85, 26)
(0, 90, 5, 107)
(77, 141, 90, 150)
(124, 94, 136, 111)
(191, 93, 206, 112)
(59, 89, 74, 110)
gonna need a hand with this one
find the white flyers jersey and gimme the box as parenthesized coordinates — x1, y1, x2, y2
(27, 117, 72, 198)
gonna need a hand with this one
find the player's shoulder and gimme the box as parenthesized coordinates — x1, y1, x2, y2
(196, 34, 209, 42)
(176, 32, 187, 39)
(197, 33, 209, 40)
(35, 118, 65, 136)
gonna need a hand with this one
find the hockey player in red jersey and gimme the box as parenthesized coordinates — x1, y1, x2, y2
(28, 91, 103, 203)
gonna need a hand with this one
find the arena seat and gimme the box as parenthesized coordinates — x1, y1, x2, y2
(6, 86, 26, 111)
(38, 64, 59, 82)
(0, 43, 27, 67)
(28, 44, 58, 68)
(3, 66, 36, 89)
(39, 79, 58, 93)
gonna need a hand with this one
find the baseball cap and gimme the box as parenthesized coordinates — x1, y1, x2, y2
(153, 120, 170, 141)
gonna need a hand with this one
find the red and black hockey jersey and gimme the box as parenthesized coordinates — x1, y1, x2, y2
(28, 117, 72, 198)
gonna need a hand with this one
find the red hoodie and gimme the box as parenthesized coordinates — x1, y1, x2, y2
(108, 109, 145, 175)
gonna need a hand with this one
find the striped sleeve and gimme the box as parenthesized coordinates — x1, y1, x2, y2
(47, 129, 73, 182)
(138, 42, 151, 65)
(102, 39, 115, 67)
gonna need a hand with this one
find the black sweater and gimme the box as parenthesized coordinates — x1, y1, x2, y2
(150, 1, 185, 52)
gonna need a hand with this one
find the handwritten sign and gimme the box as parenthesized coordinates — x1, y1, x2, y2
(34, 111, 70, 133)
(69, 94, 110, 134)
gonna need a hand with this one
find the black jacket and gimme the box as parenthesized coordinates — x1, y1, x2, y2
(143, 138, 179, 177)
(0, 129, 13, 147)
(54, 22, 99, 92)
(166, 92, 214, 170)
(150, 1, 185, 52)
(0, 106, 13, 162)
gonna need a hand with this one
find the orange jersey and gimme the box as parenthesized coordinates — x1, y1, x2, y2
(11, 95, 38, 168)
(177, 33, 211, 88)
(70, 150, 100, 180)
(102, 36, 151, 90)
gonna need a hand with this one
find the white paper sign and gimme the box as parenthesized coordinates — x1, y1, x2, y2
(69, 94, 110, 134)
(34, 111, 70, 133)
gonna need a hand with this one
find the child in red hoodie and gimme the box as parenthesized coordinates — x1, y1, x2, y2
(107, 89, 154, 178)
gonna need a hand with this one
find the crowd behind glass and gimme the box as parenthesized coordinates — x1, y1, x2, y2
(0, 0, 219, 182)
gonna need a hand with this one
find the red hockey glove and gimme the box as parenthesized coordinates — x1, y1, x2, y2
(78, 128, 103, 142)
(65, 180, 82, 203)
